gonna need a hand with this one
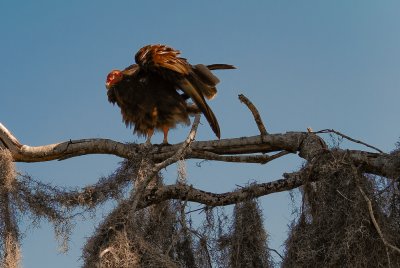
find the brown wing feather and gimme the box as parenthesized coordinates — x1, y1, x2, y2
(122, 64, 140, 75)
(135, 44, 190, 75)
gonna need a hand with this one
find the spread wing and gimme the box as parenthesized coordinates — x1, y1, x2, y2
(134, 44, 235, 139)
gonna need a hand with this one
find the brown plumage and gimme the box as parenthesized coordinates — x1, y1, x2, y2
(106, 44, 235, 144)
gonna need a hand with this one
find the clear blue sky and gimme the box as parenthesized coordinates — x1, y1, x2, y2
(1, 1, 400, 267)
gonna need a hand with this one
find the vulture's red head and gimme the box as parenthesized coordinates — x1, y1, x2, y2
(106, 70, 123, 89)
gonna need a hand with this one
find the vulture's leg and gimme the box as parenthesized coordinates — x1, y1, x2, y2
(162, 126, 169, 145)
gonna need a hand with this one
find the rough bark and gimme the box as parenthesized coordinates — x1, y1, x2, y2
(1, 122, 398, 177)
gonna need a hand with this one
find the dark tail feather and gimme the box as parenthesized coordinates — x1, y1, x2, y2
(193, 64, 220, 86)
(206, 64, 236, 70)
(179, 79, 221, 139)
(188, 68, 218, 100)
(177, 63, 234, 137)
(191, 63, 235, 100)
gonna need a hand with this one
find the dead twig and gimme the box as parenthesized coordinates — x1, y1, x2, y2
(315, 129, 383, 153)
(336, 189, 354, 203)
(185, 206, 207, 215)
(358, 185, 400, 259)
(239, 94, 268, 136)
(267, 247, 284, 261)
(154, 114, 200, 171)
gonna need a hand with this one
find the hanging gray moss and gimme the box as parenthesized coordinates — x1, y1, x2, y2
(228, 198, 272, 268)
(0, 150, 21, 268)
(283, 152, 400, 268)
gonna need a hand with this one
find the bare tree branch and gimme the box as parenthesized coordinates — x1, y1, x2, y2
(139, 172, 305, 209)
(0, 122, 304, 163)
(190, 150, 291, 164)
(238, 94, 268, 136)
(1, 121, 398, 180)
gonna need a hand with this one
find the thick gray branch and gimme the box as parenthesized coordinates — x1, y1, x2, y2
(1, 121, 308, 162)
(1, 122, 398, 179)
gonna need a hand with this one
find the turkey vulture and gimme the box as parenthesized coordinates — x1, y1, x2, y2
(106, 44, 235, 144)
